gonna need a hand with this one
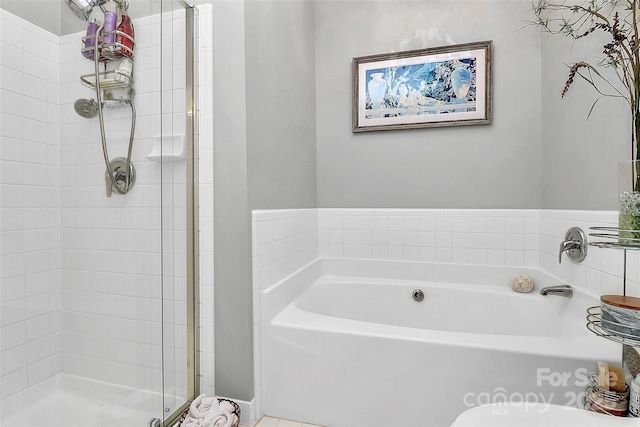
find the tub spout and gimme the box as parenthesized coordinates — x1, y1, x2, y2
(540, 284, 573, 298)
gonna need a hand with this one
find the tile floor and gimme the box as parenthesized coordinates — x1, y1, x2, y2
(249, 416, 325, 427)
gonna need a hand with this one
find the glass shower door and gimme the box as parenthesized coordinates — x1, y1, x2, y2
(0, 0, 197, 424)
(158, 0, 198, 424)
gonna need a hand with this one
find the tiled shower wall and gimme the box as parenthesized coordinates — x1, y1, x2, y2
(1, 5, 214, 407)
(0, 10, 62, 400)
(58, 10, 189, 396)
(58, 12, 164, 392)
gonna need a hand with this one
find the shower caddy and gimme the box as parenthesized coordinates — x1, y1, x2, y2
(80, 0, 136, 197)
(586, 227, 640, 416)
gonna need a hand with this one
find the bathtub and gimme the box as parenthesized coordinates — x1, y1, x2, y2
(261, 258, 620, 427)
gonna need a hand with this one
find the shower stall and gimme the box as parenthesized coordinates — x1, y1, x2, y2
(0, 0, 213, 425)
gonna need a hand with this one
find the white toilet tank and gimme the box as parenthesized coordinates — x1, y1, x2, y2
(451, 402, 640, 426)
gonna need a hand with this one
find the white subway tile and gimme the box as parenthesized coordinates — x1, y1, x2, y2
(601, 249, 620, 277)
(403, 216, 420, 231)
(1, 344, 26, 376)
(358, 245, 373, 259)
(486, 217, 505, 233)
(357, 215, 373, 231)
(451, 217, 469, 233)
(0, 368, 28, 399)
(329, 229, 343, 244)
(343, 244, 358, 258)
(420, 215, 435, 231)
(387, 216, 403, 231)
(372, 245, 387, 260)
(602, 273, 623, 295)
(469, 248, 488, 265)
(487, 249, 506, 266)
(1, 322, 26, 352)
(388, 245, 402, 260)
(505, 250, 524, 267)
(452, 248, 470, 264)
(435, 247, 452, 263)
(524, 250, 538, 267)
(371, 230, 386, 245)
(505, 216, 524, 234)
(435, 217, 452, 232)
(329, 244, 344, 257)
(419, 247, 436, 263)
(344, 230, 358, 244)
(469, 216, 487, 233)
(403, 231, 419, 247)
(343, 214, 358, 230)
(330, 214, 344, 230)
(403, 246, 420, 262)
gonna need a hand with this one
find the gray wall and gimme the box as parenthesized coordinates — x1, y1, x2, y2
(213, 0, 318, 403)
(246, 0, 317, 210)
(210, 0, 255, 402)
(540, 29, 629, 210)
(0, 0, 63, 34)
(315, 1, 542, 208)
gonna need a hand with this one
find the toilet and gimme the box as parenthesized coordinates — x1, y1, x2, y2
(451, 402, 640, 426)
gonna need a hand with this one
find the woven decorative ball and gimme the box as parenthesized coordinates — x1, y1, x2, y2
(511, 273, 534, 293)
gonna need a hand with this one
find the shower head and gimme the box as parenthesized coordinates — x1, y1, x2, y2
(74, 98, 99, 118)
(65, 0, 107, 21)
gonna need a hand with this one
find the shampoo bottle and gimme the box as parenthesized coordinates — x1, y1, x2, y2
(83, 18, 99, 59)
(115, 13, 134, 58)
(102, 1, 117, 45)
(630, 373, 640, 417)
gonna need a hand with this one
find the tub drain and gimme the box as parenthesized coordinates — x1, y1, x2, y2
(412, 289, 424, 302)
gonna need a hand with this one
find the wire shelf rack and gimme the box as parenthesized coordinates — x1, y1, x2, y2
(587, 306, 640, 347)
(589, 226, 640, 250)
(80, 68, 133, 91)
(584, 371, 629, 416)
(81, 30, 135, 62)
(79, 28, 134, 91)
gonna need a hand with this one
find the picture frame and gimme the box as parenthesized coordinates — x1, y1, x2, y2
(352, 40, 492, 132)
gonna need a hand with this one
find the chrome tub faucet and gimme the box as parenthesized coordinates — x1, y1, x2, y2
(540, 284, 573, 298)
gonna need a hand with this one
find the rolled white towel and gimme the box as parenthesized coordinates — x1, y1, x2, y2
(188, 394, 205, 418)
(218, 401, 235, 415)
(183, 395, 237, 427)
(189, 394, 221, 419)
(180, 417, 202, 427)
(200, 396, 220, 413)
(203, 411, 237, 427)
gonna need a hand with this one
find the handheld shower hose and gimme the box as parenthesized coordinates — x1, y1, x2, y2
(92, 27, 136, 196)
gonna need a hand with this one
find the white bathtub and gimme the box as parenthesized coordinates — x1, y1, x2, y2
(261, 258, 620, 427)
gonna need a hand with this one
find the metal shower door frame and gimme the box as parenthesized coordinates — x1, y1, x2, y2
(158, 1, 200, 426)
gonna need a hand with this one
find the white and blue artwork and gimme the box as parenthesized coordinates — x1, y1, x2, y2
(353, 41, 492, 132)
(364, 58, 477, 119)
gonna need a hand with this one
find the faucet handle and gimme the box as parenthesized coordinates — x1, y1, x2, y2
(558, 227, 588, 264)
(558, 240, 577, 263)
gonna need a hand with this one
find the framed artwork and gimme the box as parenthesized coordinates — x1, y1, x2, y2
(352, 40, 492, 132)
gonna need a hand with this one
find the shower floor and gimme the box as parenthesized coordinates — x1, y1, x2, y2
(1, 374, 163, 427)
